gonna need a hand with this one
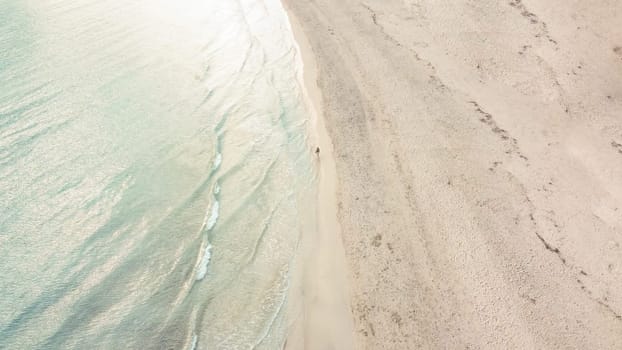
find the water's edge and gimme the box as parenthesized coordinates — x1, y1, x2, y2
(281, 4, 356, 349)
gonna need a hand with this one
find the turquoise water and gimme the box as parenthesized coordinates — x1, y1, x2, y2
(0, 0, 315, 348)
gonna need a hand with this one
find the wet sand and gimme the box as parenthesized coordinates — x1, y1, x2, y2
(285, 0, 622, 348)
(284, 6, 355, 350)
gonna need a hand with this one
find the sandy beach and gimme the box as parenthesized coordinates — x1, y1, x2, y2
(285, 0, 622, 348)
(284, 7, 355, 350)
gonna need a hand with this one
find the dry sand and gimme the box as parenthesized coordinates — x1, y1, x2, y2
(285, 0, 622, 349)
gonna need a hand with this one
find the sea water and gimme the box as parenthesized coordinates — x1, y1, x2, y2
(0, 0, 315, 348)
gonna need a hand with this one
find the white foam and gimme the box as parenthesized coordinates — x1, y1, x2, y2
(214, 182, 221, 195)
(194, 197, 219, 281)
(206, 200, 219, 231)
(213, 152, 222, 170)
(195, 243, 212, 281)
(188, 333, 197, 350)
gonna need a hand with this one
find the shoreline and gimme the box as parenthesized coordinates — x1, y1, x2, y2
(283, 4, 355, 350)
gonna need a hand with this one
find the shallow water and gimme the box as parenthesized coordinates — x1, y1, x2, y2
(0, 0, 315, 348)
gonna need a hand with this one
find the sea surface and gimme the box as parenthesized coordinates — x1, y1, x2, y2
(0, 0, 316, 348)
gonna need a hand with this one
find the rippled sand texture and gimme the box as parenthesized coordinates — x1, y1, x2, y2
(284, 0, 622, 348)
(0, 0, 314, 348)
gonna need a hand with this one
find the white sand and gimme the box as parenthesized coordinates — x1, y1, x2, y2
(285, 0, 622, 348)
